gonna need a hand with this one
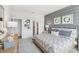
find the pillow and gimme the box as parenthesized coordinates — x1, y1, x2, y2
(8, 36, 14, 42)
(4, 40, 15, 49)
(4, 37, 15, 49)
(42, 31, 48, 33)
(59, 30, 72, 37)
(51, 31, 59, 36)
(52, 29, 59, 32)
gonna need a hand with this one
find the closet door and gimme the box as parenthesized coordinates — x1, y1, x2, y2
(33, 21, 39, 36)
(33, 21, 35, 36)
(36, 22, 39, 35)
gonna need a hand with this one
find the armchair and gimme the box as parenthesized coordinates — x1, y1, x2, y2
(0, 33, 19, 53)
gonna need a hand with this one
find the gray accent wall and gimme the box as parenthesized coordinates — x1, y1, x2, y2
(45, 5, 79, 50)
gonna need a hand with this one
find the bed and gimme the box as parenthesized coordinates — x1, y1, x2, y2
(32, 28, 77, 53)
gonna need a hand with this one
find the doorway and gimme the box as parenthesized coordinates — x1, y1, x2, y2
(11, 18, 22, 38)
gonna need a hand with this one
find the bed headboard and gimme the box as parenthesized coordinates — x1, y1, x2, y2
(51, 27, 77, 39)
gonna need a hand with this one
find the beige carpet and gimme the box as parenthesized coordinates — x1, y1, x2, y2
(18, 38, 42, 53)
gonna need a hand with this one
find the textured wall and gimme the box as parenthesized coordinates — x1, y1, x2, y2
(45, 5, 79, 50)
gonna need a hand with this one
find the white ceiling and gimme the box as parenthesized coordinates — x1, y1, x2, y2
(9, 5, 69, 15)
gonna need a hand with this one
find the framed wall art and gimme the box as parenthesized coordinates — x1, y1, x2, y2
(62, 14, 73, 24)
(54, 17, 61, 24)
(24, 19, 31, 29)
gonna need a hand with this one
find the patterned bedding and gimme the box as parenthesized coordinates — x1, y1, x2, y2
(33, 33, 76, 53)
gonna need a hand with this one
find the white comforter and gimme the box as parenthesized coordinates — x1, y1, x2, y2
(33, 33, 76, 53)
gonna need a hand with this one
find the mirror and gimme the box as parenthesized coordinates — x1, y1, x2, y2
(0, 5, 4, 28)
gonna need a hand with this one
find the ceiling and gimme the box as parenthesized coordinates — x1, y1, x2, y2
(9, 5, 69, 15)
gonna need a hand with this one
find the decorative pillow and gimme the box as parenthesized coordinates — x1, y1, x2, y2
(59, 30, 72, 37)
(42, 31, 49, 34)
(51, 31, 59, 36)
(4, 37, 15, 49)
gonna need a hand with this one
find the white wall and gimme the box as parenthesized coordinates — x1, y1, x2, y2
(0, 7, 3, 18)
(10, 11, 44, 38)
(3, 5, 11, 27)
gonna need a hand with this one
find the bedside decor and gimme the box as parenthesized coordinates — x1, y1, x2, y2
(54, 17, 61, 24)
(62, 14, 73, 24)
(45, 25, 49, 31)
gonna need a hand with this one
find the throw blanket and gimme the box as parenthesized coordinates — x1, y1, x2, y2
(33, 33, 76, 53)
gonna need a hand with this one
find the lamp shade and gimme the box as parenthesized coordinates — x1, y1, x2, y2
(45, 25, 49, 28)
(7, 21, 18, 27)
